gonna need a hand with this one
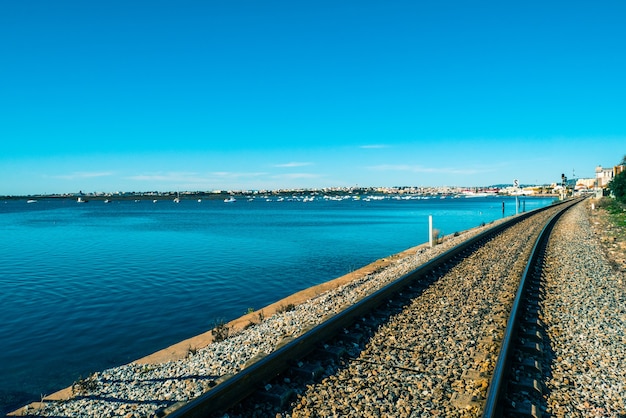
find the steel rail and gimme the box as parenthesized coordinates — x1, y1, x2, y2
(167, 199, 575, 418)
(482, 197, 582, 417)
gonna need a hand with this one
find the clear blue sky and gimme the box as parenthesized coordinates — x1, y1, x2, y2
(1, 1, 624, 195)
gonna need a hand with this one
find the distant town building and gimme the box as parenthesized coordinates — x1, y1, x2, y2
(596, 165, 615, 188)
(575, 178, 596, 191)
(595, 164, 626, 189)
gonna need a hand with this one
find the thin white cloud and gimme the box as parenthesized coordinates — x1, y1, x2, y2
(210, 171, 268, 178)
(52, 171, 114, 180)
(128, 171, 268, 182)
(367, 164, 497, 175)
(273, 162, 313, 168)
(127, 172, 201, 182)
(279, 173, 322, 179)
(359, 144, 390, 149)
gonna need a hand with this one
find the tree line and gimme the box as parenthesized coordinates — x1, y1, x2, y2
(609, 155, 626, 203)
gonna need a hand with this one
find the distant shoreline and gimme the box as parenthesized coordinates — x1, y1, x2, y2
(2, 188, 559, 201)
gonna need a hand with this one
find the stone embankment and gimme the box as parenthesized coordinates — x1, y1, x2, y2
(12, 200, 626, 417)
(11, 213, 506, 417)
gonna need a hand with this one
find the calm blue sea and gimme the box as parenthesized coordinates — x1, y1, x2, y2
(0, 195, 554, 413)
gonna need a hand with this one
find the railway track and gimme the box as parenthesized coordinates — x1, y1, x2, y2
(162, 198, 582, 418)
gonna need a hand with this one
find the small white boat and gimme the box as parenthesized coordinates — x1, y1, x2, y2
(27, 199, 37, 203)
(173, 197, 180, 203)
(104, 199, 110, 203)
(224, 196, 236, 203)
(153, 199, 158, 203)
(77, 197, 87, 203)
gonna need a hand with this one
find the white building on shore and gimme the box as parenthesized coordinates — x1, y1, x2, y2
(596, 164, 626, 189)
(596, 165, 615, 188)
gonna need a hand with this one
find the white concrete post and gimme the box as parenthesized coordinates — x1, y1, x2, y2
(429, 215, 433, 247)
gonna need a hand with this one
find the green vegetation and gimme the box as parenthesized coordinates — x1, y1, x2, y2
(187, 345, 198, 357)
(244, 310, 266, 330)
(597, 198, 626, 227)
(608, 155, 626, 204)
(432, 229, 444, 245)
(609, 170, 626, 204)
(276, 303, 296, 314)
(211, 319, 233, 342)
(139, 364, 155, 375)
(72, 374, 98, 395)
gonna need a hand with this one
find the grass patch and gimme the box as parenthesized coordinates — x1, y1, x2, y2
(432, 229, 444, 245)
(243, 310, 266, 330)
(598, 198, 626, 227)
(211, 318, 233, 342)
(72, 374, 98, 395)
(276, 303, 296, 314)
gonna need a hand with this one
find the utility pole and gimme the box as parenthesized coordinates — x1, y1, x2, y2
(514, 179, 519, 215)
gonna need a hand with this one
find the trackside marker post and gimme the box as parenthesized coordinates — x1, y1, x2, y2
(429, 215, 433, 248)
